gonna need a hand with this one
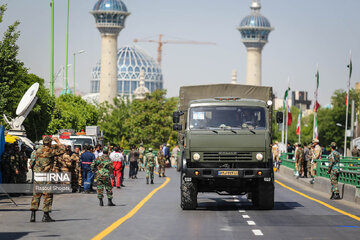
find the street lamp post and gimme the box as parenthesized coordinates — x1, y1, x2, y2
(50, 0, 55, 96)
(64, 0, 70, 92)
(73, 50, 85, 95)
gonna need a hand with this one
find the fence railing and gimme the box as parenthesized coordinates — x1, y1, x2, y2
(279, 153, 360, 188)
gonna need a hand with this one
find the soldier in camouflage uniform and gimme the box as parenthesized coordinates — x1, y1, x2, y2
(311, 138, 322, 178)
(91, 147, 115, 206)
(30, 136, 65, 222)
(327, 142, 341, 200)
(294, 143, 304, 178)
(9, 144, 20, 183)
(56, 146, 74, 191)
(138, 144, 145, 172)
(19, 145, 29, 183)
(157, 145, 166, 177)
(71, 146, 82, 193)
(144, 148, 156, 184)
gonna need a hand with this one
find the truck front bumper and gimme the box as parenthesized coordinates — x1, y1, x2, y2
(184, 168, 272, 179)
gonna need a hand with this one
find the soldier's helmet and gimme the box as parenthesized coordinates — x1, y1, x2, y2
(148, 148, 153, 152)
(102, 146, 108, 152)
(330, 142, 337, 148)
(43, 136, 52, 144)
(312, 138, 319, 143)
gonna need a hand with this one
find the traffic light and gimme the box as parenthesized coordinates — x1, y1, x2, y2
(276, 112, 283, 124)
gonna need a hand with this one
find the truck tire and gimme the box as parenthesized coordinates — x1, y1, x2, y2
(180, 176, 197, 210)
(256, 182, 274, 210)
(176, 156, 181, 172)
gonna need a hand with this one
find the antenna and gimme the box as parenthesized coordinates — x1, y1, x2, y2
(3, 82, 40, 131)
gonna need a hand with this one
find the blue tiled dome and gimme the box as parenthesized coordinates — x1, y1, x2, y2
(93, 0, 128, 12)
(240, 14, 271, 28)
(91, 46, 163, 98)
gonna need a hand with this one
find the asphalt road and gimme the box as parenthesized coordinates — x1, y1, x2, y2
(1, 168, 360, 240)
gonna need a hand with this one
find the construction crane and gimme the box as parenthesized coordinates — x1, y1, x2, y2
(133, 34, 216, 66)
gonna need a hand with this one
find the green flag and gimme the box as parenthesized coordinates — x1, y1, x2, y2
(283, 87, 290, 110)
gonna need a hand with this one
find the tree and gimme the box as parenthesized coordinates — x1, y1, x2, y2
(125, 90, 178, 149)
(46, 94, 99, 134)
(0, 5, 55, 141)
(98, 97, 130, 146)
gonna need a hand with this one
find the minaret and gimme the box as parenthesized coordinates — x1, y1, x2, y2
(90, 0, 130, 104)
(231, 69, 237, 84)
(134, 70, 150, 100)
(238, 0, 273, 86)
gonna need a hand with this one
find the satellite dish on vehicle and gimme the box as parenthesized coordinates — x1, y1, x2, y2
(3, 82, 40, 131)
(16, 82, 39, 115)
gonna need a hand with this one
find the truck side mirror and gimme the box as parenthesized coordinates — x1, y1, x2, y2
(173, 124, 182, 131)
(276, 112, 283, 124)
(173, 112, 180, 123)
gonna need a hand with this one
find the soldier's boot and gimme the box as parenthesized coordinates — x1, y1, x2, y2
(162, 174, 166, 178)
(330, 192, 334, 199)
(159, 173, 162, 178)
(78, 187, 82, 193)
(151, 179, 154, 184)
(30, 210, 36, 222)
(42, 212, 55, 222)
(99, 198, 104, 206)
(333, 193, 341, 200)
(146, 178, 149, 184)
(108, 199, 115, 206)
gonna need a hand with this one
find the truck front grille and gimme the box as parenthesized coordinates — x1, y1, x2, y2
(203, 152, 252, 161)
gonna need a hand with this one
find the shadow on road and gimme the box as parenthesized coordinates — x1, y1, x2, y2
(55, 218, 91, 222)
(0, 232, 36, 240)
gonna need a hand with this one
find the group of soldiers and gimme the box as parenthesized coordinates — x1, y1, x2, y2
(293, 138, 322, 178)
(1, 143, 29, 184)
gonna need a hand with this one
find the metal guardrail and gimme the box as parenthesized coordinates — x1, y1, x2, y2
(279, 153, 360, 188)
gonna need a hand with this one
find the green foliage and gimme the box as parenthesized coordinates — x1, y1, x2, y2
(0, 5, 55, 141)
(98, 90, 178, 149)
(47, 94, 99, 134)
(98, 97, 130, 146)
(273, 89, 360, 150)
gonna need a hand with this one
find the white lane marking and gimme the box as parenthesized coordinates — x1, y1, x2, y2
(220, 226, 232, 232)
(247, 221, 256, 225)
(238, 210, 246, 213)
(252, 229, 263, 236)
(242, 215, 250, 219)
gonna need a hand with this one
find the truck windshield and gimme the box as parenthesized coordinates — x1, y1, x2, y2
(189, 106, 266, 130)
(70, 137, 93, 146)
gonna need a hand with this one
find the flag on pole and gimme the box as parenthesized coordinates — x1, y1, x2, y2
(314, 69, 320, 112)
(314, 115, 318, 139)
(296, 110, 302, 135)
(283, 87, 292, 126)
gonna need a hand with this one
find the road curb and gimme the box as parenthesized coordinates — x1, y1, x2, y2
(276, 166, 360, 205)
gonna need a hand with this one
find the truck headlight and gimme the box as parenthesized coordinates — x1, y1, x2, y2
(256, 153, 263, 161)
(193, 153, 201, 161)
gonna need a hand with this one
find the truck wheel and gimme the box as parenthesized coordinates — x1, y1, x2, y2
(256, 182, 274, 210)
(177, 156, 181, 172)
(180, 176, 197, 210)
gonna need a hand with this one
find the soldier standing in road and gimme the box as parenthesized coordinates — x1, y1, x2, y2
(294, 143, 304, 178)
(71, 146, 81, 192)
(311, 139, 322, 178)
(303, 144, 311, 178)
(144, 148, 155, 184)
(91, 147, 115, 206)
(138, 144, 145, 172)
(157, 145, 166, 177)
(30, 136, 65, 222)
(18, 145, 28, 183)
(58, 146, 75, 191)
(327, 142, 341, 200)
(9, 144, 20, 183)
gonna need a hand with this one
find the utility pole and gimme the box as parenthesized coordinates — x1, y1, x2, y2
(50, 0, 54, 96)
(64, 0, 70, 92)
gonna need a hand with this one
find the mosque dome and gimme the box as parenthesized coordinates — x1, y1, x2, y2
(91, 46, 163, 99)
(92, 0, 128, 12)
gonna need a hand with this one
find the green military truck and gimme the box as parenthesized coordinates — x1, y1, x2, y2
(173, 84, 275, 210)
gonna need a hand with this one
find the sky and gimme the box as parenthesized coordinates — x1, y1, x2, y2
(1, 0, 360, 105)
